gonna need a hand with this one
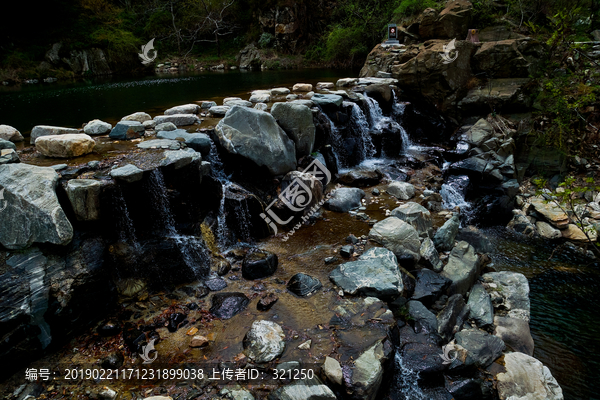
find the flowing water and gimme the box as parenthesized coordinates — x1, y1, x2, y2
(346, 101, 376, 161)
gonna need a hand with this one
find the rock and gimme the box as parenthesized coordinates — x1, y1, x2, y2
(143, 397, 173, 400)
(455, 329, 505, 368)
(257, 293, 279, 311)
(529, 197, 570, 228)
(222, 385, 255, 400)
(292, 83, 312, 92)
(243, 320, 285, 363)
(121, 112, 152, 123)
(325, 187, 365, 212)
(340, 245, 354, 258)
(298, 340, 311, 350)
(368, 217, 421, 264)
(271, 87, 290, 96)
(153, 114, 200, 126)
(155, 122, 177, 131)
(0, 138, 16, 150)
(458, 78, 531, 115)
(0, 164, 73, 249)
(391, 202, 433, 235)
(437, 293, 469, 341)
(467, 284, 493, 327)
(400, 341, 446, 375)
(455, 225, 493, 253)
(250, 90, 271, 103)
(0, 125, 24, 142)
(287, 273, 322, 296)
(137, 139, 181, 150)
(110, 164, 144, 183)
(242, 250, 278, 280)
(364, 84, 393, 112)
(494, 316, 534, 356)
(254, 103, 268, 111)
(386, 181, 415, 200)
(190, 335, 209, 348)
(185, 133, 212, 155)
(224, 98, 253, 107)
(419, 238, 443, 271)
(351, 341, 388, 400)
(507, 211, 536, 237)
(215, 106, 296, 176)
(210, 292, 250, 319)
(236, 43, 262, 69)
(143, 120, 156, 130)
(83, 119, 112, 135)
(473, 38, 545, 79)
(291, 99, 314, 107)
(101, 352, 124, 369)
(336, 78, 358, 87)
(66, 179, 102, 221)
(311, 93, 343, 109)
(165, 104, 200, 115)
(338, 169, 382, 187)
(0, 148, 19, 164)
(323, 356, 342, 385)
(433, 215, 460, 251)
(267, 377, 337, 400)
(419, 0, 473, 39)
(408, 300, 439, 335)
(30, 125, 79, 144)
(562, 223, 595, 241)
(463, 119, 494, 146)
(412, 268, 451, 306)
(482, 271, 530, 320)
(209, 106, 232, 117)
(496, 352, 563, 400)
(109, 121, 145, 140)
(36, 134, 96, 158)
(161, 149, 199, 169)
(271, 102, 316, 157)
(205, 277, 227, 291)
(330, 247, 404, 299)
(441, 241, 481, 295)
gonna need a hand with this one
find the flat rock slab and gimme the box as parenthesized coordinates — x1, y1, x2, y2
(30, 125, 79, 144)
(210, 292, 249, 319)
(137, 139, 181, 150)
(496, 352, 563, 400)
(153, 114, 200, 126)
(111, 164, 144, 183)
(36, 134, 95, 158)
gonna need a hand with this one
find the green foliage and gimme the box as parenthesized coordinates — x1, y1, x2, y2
(258, 33, 274, 49)
(394, 0, 438, 17)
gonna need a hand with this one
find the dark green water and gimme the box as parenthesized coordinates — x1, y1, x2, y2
(0, 69, 354, 134)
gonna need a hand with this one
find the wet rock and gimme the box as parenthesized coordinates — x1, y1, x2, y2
(165, 104, 200, 115)
(455, 329, 505, 368)
(243, 320, 285, 363)
(0, 164, 73, 249)
(444, 377, 487, 400)
(441, 241, 481, 295)
(30, 125, 79, 144)
(271, 102, 316, 157)
(482, 271, 530, 320)
(412, 269, 451, 307)
(0, 124, 24, 142)
(340, 245, 354, 258)
(529, 196, 569, 229)
(110, 164, 143, 183)
(160, 149, 199, 169)
(351, 340, 390, 400)
(168, 312, 187, 332)
(101, 352, 124, 369)
(323, 356, 343, 385)
(372, 188, 380, 196)
(496, 352, 563, 400)
(433, 215, 460, 251)
(99, 386, 117, 400)
(123, 325, 146, 353)
(0, 138, 16, 150)
(437, 294, 468, 341)
(137, 139, 181, 150)
(84, 119, 112, 135)
(109, 121, 145, 140)
(325, 187, 365, 212)
(209, 105, 231, 117)
(210, 292, 250, 319)
(36, 134, 96, 158)
(535, 221, 562, 240)
(279, 170, 324, 220)
(216, 258, 231, 276)
(400, 341, 446, 375)
(462, 119, 494, 147)
(467, 284, 493, 327)
(153, 114, 200, 126)
(391, 202, 433, 236)
(330, 247, 404, 300)
(346, 234, 359, 244)
(267, 377, 337, 400)
(205, 277, 227, 291)
(507, 210, 536, 237)
(257, 293, 279, 310)
(121, 111, 151, 123)
(368, 217, 421, 264)
(155, 122, 177, 131)
(98, 320, 121, 336)
(338, 169, 382, 187)
(0, 148, 19, 164)
(185, 133, 212, 155)
(66, 179, 102, 221)
(324, 256, 337, 264)
(493, 316, 534, 356)
(215, 106, 296, 175)
(190, 335, 209, 348)
(419, 238, 443, 272)
(242, 250, 278, 280)
(386, 181, 415, 200)
(408, 300, 438, 335)
(311, 93, 343, 109)
(287, 273, 322, 297)
(364, 84, 393, 113)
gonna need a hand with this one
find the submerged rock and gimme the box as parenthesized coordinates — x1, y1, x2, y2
(287, 273, 322, 296)
(243, 320, 285, 363)
(109, 121, 145, 140)
(209, 292, 250, 319)
(257, 293, 279, 311)
(242, 250, 278, 280)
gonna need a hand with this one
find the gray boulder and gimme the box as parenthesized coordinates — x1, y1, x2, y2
(467, 283, 494, 327)
(209, 106, 231, 117)
(433, 215, 460, 251)
(408, 300, 438, 335)
(325, 187, 364, 212)
(161, 149, 200, 169)
(83, 119, 112, 135)
(462, 118, 494, 147)
(0, 124, 24, 142)
(0, 148, 19, 164)
(249, 90, 271, 103)
(155, 122, 177, 132)
(311, 93, 343, 109)
(121, 111, 151, 123)
(411, 268, 451, 306)
(455, 329, 505, 368)
(368, 217, 421, 264)
(35, 134, 96, 158)
(351, 340, 389, 400)
(271, 102, 316, 157)
(482, 271, 530, 320)
(437, 294, 468, 341)
(143, 120, 156, 130)
(494, 316, 534, 356)
(0, 164, 73, 249)
(164, 104, 200, 115)
(111, 164, 144, 183)
(200, 101, 217, 109)
(323, 356, 342, 385)
(215, 106, 296, 176)
(157, 129, 211, 154)
(153, 114, 200, 126)
(30, 125, 79, 144)
(391, 202, 433, 235)
(496, 352, 563, 400)
(386, 181, 415, 200)
(243, 320, 285, 363)
(66, 179, 102, 221)
(136, 139, 181, 150)
(267, 377, 337, 400)
(330, 247, 404, 299)
(0, 138, 16, 150)
(419, 238, 442, 271)
(535, 221, 562, 240)
(441, 241, 481, 295)
(291, 99, 314, 107)
(271, 87, 290, 96)
(109, 121, 145, 140)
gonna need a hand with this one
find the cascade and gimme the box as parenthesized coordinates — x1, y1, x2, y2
(441, 175, 472, 222)
(390, 351, 426, 400)
(318, 108, 344, 169)
(345, 101, 375, 161)
(113, 187, 140, 250)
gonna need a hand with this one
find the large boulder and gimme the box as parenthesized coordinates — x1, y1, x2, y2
(270, 103, 316, 157)
(236, 44, 262, 69)
(242, 250, 278, 280)
(411, 268, 451, 306)
(0, 164, 73, 249)
(433, 215, 460, 251)
(325, 187, 365, 212)
(243, 320, 285, 363)
(467, 283, 494, 327)
(496, 352, 563, 400)
(408, 300, 439, 335)
(419, 0, 473, 39)
(482, 271, 530, 320)
(441, 241, 481, 295)
(214, 106, 296, 176)
(368, 217, 421, 264)
(350, 340, 389, 400)
(35, 134, 96, 158)
(0, 124, 24, 142)
(153, 114, 200, 126)
(437, 294, 468, 341)
(30, 125, 79, 144)
(391, 202, 433, 236)
(330, 247, 405, 299)
(164, 104, 200, 115)
(473, 38, 546, 79)
(454, 329, 505, 368)
(109, 121, 145, 140)
(121, 112, 151, 123)
(83, 119, 112, 135)
(494, 316, 534, 356)
(386, 181, 415, 200)
(66, 179, 102, 221)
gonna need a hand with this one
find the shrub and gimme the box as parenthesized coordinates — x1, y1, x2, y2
(394, 0, 439, 17)
(258, 32, 274, 48)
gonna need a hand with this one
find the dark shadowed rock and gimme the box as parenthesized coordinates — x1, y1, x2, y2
(325, 187, 365, 212)
(437, 294, 468, 341)
(412, 269, 451, 307)
(467, 284, 494, 327)
(455, 329, 505, 368)
(408, 300, 438, 336)
(433, 215, 460, 251)
(242, 250, 278, 280)
(209, 292, 250, 319)
(257, 293, 279, 311)
(338, 169, 383, 187)
(287, 273, 322, 297)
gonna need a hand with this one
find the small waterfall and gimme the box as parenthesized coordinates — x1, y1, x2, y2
(345, 101, 375, 161)
(318, 109, 344, 169)
(441, 175, 472, 215)
(364, 93, 414, 156)
(390, 351, 426, 400)
(391, 97, 415, 154)
(113, 188, 140, 249)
